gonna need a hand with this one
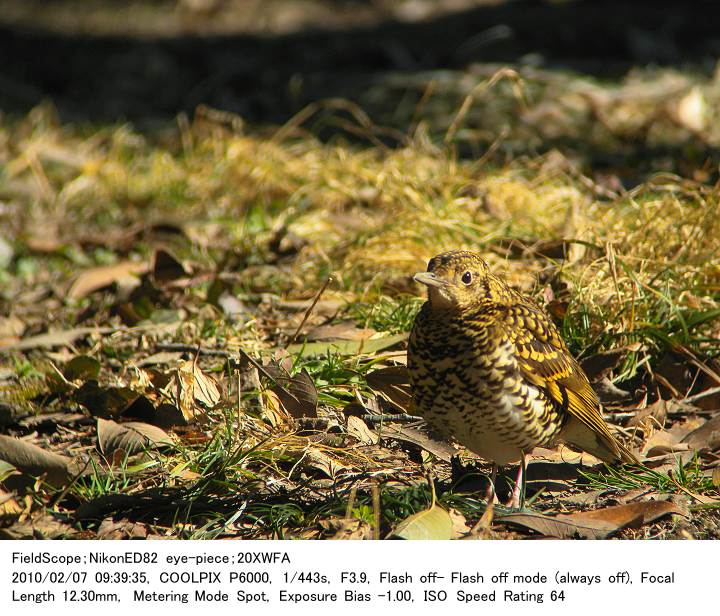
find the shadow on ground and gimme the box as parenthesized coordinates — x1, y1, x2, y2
(2, 0, 719, 125)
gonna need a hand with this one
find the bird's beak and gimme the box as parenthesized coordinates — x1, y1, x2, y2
(413, 272, 445, 288)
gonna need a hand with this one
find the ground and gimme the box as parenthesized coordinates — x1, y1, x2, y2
(0, 0, 719, 539)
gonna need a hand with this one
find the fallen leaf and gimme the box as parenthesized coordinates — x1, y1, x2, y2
(643, 449, 696, 471)
(272, 348, 294, 373)
(379, 424, 457, 463)
(259, 389, 292, 427)
(562, 500, 687, 528)
(111, 448, 128, 467)
(592, 377, 635, 405)
(154, 403, 188, 428)
(75, 381, 138, 417)
(498, 500, 687, 539)
(321, 517, 371, 540)
(152, 249, 189, 283)
(64, 355, 101, 381)
(97, 517, 148, 539)
(119, 395, 158, 423)
(0, 435, 71, 487)
(0, 489, 22, 521)
(0, 513, 78, 539)
(169, 461, 201, 481)
(287, 333, 408, 357)
(346, 415, 379, 445)
(366, 366, 412, 412)
(2, 326, 116, 351)
(529, 446, 601, 466)
(654, 352, 720, 409)
(294, 447, 347, 479)
(17, 412, 89, 431)
(448, 508, 471, 539)
(466, 503, 495, 539)
(96, 418, 173, 456)
(628, 397, 667, 431)
(191, 363, 221, 409)
(267, 367, 318, 419)
(390, 503, 453, 540)
(126, 366, 154, 391)
(162, 359, 220, 421)
(0, 460, 20, 483)
(562, 489, 607, 506)
(655, 351, 695, 396)
(343, 400, 372, 417)
(497, 511, 614, 539)
(305, 322, 377, 341)
(681, 415, 720, 451)
(642, 429, 688, 456)
(67, 261, 148, 300)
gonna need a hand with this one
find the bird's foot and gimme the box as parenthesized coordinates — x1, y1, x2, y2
(503, 491, 532, 512)
(508, 481, 522, 510)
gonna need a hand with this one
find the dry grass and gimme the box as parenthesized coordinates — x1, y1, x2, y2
(2, 102, 718, 359)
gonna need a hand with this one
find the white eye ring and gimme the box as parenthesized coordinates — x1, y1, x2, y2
(461, 271, 472, 285)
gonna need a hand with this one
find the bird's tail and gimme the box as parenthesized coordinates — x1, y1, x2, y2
(615, 438, 640, 465)
(561, 416, 640, 465)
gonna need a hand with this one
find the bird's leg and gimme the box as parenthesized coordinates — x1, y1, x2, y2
(508, 451, 527, 510)
(484, 463, 498, 503)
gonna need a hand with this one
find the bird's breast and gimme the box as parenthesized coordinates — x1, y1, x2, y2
(409, 312, 563, 464)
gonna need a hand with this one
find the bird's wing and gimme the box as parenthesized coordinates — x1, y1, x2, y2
(502, 302, 635, 463)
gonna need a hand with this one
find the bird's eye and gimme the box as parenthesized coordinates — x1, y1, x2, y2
(461, 271, 472, 285)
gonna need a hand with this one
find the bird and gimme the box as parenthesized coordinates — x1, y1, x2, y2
(408, 250, 637, 508)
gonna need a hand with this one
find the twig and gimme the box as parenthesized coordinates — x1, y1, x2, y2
(156, 343, 231, 357)
(362, 413, 423, 424)
(426, 469, 437, 506)
(344, 484, 358, 520)
(684, 386, 720, 405)
(667, 470, 718, 505)
(285, 275, 333, 349)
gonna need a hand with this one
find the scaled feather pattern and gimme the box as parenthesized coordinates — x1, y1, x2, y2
(408, 250, 636, 467)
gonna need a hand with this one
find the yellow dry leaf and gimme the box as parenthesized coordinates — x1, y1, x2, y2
(161, 359, 220, 422)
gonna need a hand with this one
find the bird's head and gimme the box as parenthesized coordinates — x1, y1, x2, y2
(414, 250, 512, 311)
